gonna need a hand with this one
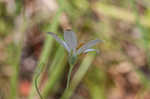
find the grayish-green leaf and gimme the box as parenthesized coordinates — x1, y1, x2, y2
(48, 32, 70, 53)
(64, 30, 77, 54)
(77, 39, 101, 55)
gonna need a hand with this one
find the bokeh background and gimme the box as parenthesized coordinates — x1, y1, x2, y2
(0, 0, 150, 99)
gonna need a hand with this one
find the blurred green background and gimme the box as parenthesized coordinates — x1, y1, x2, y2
(0, 0, 150, 99)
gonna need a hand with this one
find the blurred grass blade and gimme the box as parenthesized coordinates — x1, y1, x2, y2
(61, 54, 95, 99)
(42, 47, 67, 98)
(29, 9, 62, 99)
(9, 44, 22, 99)
(94, 2, 150, 27)
(9, 15, 27, 99)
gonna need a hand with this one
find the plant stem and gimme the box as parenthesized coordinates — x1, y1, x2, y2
(66, 64, 74, 89)
(35, 64, 44, 99)
(35, 73, 44, 99)
(60, 54, 95, 99)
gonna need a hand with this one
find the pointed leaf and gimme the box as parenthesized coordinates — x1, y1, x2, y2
(48, 32, 71, 53)
(77, 39, 101, 55)
(83, 49, 99, 54)
(64, 30, 77, 53)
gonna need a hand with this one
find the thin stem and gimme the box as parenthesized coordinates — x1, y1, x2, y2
(66, 64, 74, 89)
(35, 71, 44, 99)
(35, 63, 45, 99)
